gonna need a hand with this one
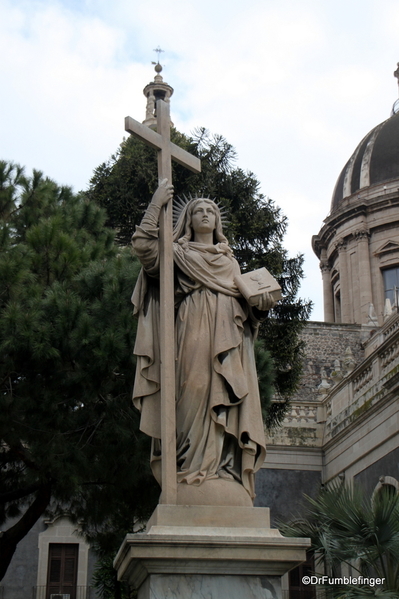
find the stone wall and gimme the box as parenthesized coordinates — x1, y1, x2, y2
(293, 321, 365, 402)
(354, 446, 399, 497)
(255, 468, 321, 526)
(1, 517, 44, 599)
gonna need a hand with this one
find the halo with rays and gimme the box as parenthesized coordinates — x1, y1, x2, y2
(173, 194, 229, 228)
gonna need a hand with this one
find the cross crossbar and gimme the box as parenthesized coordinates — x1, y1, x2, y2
(125, 116, 201, 173)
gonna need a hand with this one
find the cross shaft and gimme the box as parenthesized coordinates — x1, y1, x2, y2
(125, 100, 201, 504)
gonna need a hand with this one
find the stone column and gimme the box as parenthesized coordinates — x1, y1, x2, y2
(337, 239, 351, 323)
(320, 259, 334, 322)
(355, 228, 373, 325)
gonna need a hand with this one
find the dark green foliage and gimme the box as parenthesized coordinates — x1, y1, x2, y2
(87, 127, 312, 427)
(0, 161, 158, 580)
(254, 339, 275, 427)
(279, 481, 399, 597)
(92, 552, 136, 599)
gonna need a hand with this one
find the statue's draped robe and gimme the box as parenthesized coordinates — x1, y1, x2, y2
(132, 222, 266, 500)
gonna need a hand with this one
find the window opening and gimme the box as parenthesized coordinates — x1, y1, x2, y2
(383, 267, 399, 306)
(334, 291, 341, 323)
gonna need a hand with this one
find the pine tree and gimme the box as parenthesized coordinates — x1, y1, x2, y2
(0, 161, 158, 580)
(87, 127, 312, 427)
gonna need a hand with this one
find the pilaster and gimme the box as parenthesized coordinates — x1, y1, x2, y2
(336, 239, 350, 322)
(355, 228, 373, 325)
(320, 259, 334, 322)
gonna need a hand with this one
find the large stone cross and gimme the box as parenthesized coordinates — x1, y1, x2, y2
(125, 101, 201, 504)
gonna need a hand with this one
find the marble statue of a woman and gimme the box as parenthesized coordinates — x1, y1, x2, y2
(132, 180, 275, 506)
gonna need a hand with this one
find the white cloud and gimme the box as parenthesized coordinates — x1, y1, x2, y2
(0, 0, 149, 188)
(1, 0, 398, 320)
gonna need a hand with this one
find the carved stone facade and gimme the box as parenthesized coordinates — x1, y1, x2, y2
(259, 311, 399, 531)
(258, 103, 399, 535)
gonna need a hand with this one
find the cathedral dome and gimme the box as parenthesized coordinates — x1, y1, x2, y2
(314, 67, 399, 327)
(331, 110, 399, 213)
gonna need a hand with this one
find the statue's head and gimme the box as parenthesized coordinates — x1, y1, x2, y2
(173, 197, 228, 246)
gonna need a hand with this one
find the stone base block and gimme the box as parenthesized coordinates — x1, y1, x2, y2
(146, 503, 271, 530)
(174, 477, 253, 506)
(114, 505, 310, 598)
(138, 573, 281, 599)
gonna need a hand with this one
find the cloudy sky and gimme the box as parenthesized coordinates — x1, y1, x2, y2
(1, 0, 399, 320)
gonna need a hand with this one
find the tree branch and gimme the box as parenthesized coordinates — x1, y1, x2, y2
(0, 481, 52, 581)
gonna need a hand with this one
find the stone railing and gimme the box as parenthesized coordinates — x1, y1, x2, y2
(352, 363, 373, 396)
(324, 316, 399, 441)
(282, 403, 318, 425)
(267, 401, 324, 448)
(383, 317, 399, 340)
(380, 338, 399, 375)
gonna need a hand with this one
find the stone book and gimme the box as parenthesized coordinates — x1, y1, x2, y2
(234, 267, 282, 306)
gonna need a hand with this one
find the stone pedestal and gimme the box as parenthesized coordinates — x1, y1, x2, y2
(114, 505, 310, 598)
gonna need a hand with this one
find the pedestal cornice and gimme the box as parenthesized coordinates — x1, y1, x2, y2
(114, 505, 311, 589)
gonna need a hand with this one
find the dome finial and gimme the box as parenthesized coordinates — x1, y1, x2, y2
(394, 62, 399, 89)
(391, 63, 399, 115)
(152, 46, 164, 74)
(151, 46, 165, 83)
